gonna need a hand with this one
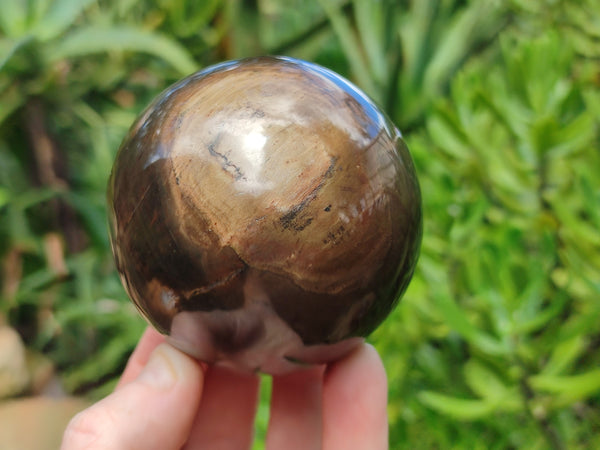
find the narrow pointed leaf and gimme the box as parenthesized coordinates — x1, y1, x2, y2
(419, 391, 496, 420)
(33, 0, 96, 41)
(46, 26, 198, 75)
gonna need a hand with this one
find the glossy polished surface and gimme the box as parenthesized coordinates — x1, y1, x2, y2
(108, 56, 422, 374)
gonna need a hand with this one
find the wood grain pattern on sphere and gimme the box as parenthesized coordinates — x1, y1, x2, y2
(108, 56, 422, 374)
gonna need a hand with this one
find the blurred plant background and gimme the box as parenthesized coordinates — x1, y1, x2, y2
(0, 0, 599, 448)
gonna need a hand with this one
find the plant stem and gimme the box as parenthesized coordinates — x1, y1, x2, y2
(24, 99, 87, 253)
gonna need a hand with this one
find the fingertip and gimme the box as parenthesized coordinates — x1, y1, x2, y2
(137, 343, 203, 390)
(324, 343, 388, 406)
(266, 365, 325, 449)
(118, 326, 167, 388)
(62, 343, 204, 450)
(184, 365, 259, 449)
(327, 342, 384, 372)
(323, 343, 388, 450)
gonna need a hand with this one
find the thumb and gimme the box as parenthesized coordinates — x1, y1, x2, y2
(62, 343, 204, 450)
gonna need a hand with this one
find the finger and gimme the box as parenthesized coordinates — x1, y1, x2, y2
(322, 344, 388, 450)
(62, 343, 204, 450)
(266, 365, 325, 450)
(118, 326, 166, 388)
(183, 364, 260, 449)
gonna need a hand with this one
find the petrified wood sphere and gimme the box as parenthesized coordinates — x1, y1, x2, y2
(108, 56, 422, 374)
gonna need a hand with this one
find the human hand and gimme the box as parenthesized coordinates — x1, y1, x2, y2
(61, 327, 388, 449)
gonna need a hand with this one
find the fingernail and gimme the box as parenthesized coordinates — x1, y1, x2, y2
(137, 343, 180, 389)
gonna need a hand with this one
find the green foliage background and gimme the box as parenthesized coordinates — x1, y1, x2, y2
(1, 0, 599, 448)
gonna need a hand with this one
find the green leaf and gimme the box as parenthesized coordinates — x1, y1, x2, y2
(513, 290, 569, 334)
(541, 335, 587, 376)
(6, 205, 36, 251)
(398, 0, 436, 88)
(12, 187, 62, 210)
(553, 198, 600, 246)
(0, 36, 31, 70)
(0, 83, 25, 127)
(63, 191, 109, 248)
(46, 26, 198, 76)
(419, 391, 496, 420)
(414, 344, 449, 383)
(427, 113, 471, 160)
(0, 0, 29, 37)
(317, 0, 377, 100)
(464, 360, 508, 400)
(0, 186, 9, 209)
(424, 0, 505, 95)
(15, 268, 59, 299)
(433, 292, 508, 356)
(160, 0, 222, 39)
(352, 0, 387, 84)
(62, 320, 144, 392)
(529, 369, 600, 404)
(32, 0, 96, 41)
(546, 112, 595, 158)
(579, 176, 600, 227)
(477, 72, 533, 148)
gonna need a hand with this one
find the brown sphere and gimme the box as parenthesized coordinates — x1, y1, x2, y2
(108, 56, 422, 374)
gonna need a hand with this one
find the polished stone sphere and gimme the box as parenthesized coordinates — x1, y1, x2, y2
(108, 56, 422, 374)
